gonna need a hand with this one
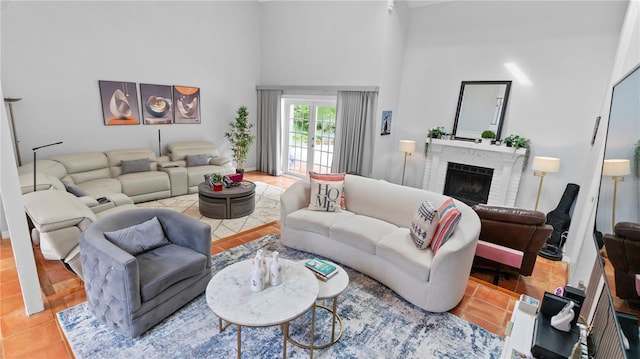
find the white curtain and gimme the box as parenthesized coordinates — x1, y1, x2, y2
(331, 90, 378, 176)
(256, 89, 283, 175)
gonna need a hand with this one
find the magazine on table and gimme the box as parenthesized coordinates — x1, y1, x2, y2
(305, 258, 338, 279)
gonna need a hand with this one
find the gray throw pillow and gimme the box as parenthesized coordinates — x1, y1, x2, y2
(185, 154, 210, 167)
(121, 158, 151, 174)
(62, 180, 89, 197)
(104, 216, 170, 255)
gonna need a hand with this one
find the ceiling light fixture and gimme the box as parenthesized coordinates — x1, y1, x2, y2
(504, 62, 533, 86)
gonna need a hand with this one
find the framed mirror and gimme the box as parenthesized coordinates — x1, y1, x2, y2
(452, 81, 512, 141)
(593, 63, 640, 358)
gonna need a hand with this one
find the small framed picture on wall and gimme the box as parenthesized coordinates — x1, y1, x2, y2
(140, 84, 173, 125)
(99, 81, 140, 125)
(381, 110, 392, 135)
(173, 85, 201, 124)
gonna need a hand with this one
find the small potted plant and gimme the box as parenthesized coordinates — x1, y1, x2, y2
(428, 126, 445, 139)
(224, 105, 255, 173)
(480, 130, 496, 144)
(212, 173, 223, 192)
(425, 126, 447, 157)
(503, 134, 531, 171)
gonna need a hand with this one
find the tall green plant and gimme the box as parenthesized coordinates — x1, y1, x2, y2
(224, 106, 255, 171)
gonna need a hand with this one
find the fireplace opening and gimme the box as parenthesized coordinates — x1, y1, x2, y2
(443, 162, 493, 206)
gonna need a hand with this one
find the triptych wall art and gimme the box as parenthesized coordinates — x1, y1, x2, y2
(99, 81, 201, 126)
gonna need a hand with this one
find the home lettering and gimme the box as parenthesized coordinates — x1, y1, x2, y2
(315, 184, 340, 211)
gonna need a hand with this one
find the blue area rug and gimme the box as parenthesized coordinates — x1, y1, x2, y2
(57, 234, 504, 358)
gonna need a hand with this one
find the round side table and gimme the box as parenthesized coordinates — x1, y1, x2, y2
(288, 259, 349, 350)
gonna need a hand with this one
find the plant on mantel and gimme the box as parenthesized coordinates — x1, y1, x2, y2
(481, 130, 496, 139)
(425, 127, 449, 157)
(503, 134, 531, 172)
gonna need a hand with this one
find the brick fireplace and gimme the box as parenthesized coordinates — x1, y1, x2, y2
(422, 139, 527, 207)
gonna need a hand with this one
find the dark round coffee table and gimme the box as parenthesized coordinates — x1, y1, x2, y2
(198, 181, 256, 219)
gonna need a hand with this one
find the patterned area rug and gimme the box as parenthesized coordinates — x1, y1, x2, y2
(57, 235, 504, 359)
(136, 181, 283, 240)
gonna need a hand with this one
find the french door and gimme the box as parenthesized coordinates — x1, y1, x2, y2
(284, 98, 337, 176)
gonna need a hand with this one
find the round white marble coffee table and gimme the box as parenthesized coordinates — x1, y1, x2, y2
(288, 259, 349, 350)
(206, 258, 319, 359)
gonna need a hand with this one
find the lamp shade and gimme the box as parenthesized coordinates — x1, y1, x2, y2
(603, 159, 630, 176)
(399, 140, 416, 153)
(532, 156, 560, 173)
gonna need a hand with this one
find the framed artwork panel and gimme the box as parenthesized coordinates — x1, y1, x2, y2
(381, 110, 392, 135)
(173, 85, 200, 124)
(99, 81, 140, 125)
(140, 84, 173, 125)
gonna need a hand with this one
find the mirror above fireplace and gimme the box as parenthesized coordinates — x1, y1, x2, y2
(452, 81, 512, 141)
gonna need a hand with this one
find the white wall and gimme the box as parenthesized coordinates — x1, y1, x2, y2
(259, 1, 385, 86)
(393, 0, 626, 217)
(1, 1, 261, 165)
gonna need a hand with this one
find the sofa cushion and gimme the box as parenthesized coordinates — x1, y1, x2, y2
(308, 173, 345, 212)
(211, 156, 231, 166)
(137, 243, 208, 302)
(330, 215, 397, 254)
(62, 180, 90, 197)
(431, 199, 462, 254)
(104, 217, 169, 255)
(410, 200, 439, 249)
(185, 154, 209, 167)
(286, 209, 355, 237)
(77, 178, 122, 197)
(119, 171, 170, 196)
(121, 158, 151, 175)
(376, 228, 433, 282)
(168, 141, 220, 162)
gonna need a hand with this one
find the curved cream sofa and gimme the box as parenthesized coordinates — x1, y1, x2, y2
(280, 174, 480, 312)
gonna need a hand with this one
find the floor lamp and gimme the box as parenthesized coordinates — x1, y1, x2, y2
(399, 140, 416, 185)
(602, 159, 630, 231)
(532, 156, 560, 211)
(32, 141, 63, 192)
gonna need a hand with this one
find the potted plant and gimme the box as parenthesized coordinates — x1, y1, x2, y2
(224, 105, 255, 173)
(428, 126, 446, 139)
(480, 130, 496, 144)
(425, 127, 448, 157)
(504, 134, 531, 171)
(211, 173, 223, 192)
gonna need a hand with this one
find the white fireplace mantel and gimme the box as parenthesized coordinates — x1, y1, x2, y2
(422, 139, 527, 206)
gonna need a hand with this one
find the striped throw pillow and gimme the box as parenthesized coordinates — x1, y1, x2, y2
(430, 199, 462, 254)
(410, 200, 439, 249)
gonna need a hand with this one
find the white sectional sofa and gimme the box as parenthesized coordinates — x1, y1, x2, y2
(17, 141, 233, 278)
(280, 174, 481, 312)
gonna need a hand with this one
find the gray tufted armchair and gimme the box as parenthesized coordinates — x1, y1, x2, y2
(80, 208, 212, 337)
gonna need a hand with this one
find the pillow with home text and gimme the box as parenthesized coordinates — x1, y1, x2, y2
(308, 172, 346, 212)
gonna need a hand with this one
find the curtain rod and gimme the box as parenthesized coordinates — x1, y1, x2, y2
(256, 85, 379, 93)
